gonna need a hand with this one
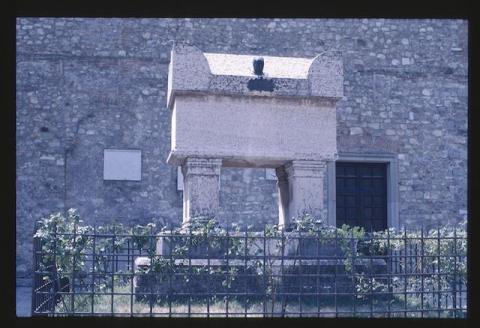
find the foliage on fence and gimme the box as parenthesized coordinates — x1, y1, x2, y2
(34, 209, 91, 277)
(32, 209, 467, 317)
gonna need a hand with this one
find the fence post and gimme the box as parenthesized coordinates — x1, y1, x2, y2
(52, 221, 58, 315)
(262, 226, 266, 318)
(225, 225, 230, 318)
(244, 225, 248, 318)
(71, 220, 77, 315)
(420, 226, 424, 318)
(351, 228, 357, 317)
(108, 223, 115, 315)
(316, 227, 320, 317)
(453, 225, 457, 317)
(207, 224, 210, 318)
(298, 229, 303, 317)
(148, 224, 153, 316)
(168, 226, 173, 317)
(188, 225, 192, 317)
(334, 228, 339, 317)
(386, 227, 391, 317)
(31, 223, 38, 316)
(436, 224, 441, 318)
(91, 225, 96, 315)
(403, 225, 407, 317)
(128, 232, 133, 316)
(279, 227, 285, 317)
(368, 232, 373, 318)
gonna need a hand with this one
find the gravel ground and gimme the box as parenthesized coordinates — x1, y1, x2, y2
(16, 287, 32, 317)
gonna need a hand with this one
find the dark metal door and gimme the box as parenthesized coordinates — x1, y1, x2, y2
(336, 162, 387, 232)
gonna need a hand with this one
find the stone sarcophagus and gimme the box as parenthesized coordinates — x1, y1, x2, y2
(166, 43, 343, 227)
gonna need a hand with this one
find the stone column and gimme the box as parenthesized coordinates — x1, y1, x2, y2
(279, 160, 327, 228)
(276, 166, 290, 229)
(181, 158, 222, 226)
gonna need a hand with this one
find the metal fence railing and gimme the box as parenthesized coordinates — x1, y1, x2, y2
(32, 221, 467, 318)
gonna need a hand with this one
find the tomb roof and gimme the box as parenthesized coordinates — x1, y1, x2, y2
(204, 53, 313, 79)
(167, 43, 344, 108)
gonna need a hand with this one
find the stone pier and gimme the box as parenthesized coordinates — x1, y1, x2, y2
(181, 158, 222, 225)
(277, 160, 327, 228)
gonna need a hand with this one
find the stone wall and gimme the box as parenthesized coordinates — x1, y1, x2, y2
(16, 18, 468, 281)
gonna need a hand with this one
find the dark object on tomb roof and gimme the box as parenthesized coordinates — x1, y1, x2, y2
(253, 57, 264, 76)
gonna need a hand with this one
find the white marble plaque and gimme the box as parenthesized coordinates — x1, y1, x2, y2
(103, 149, 142, 181)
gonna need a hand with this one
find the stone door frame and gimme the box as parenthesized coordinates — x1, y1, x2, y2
(326, 152, 400, 229)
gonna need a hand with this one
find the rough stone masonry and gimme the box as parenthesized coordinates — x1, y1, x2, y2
(16, 18, 467, 283)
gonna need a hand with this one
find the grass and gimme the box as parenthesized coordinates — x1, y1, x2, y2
(55, 284, 265, 317)
(52, 283, 466, 318)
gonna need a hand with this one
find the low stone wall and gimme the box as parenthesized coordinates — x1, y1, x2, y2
(155, 230, 354, 257)
(133, 232, 388, 301)
(133, 256, 388, 302)
(133, 257, 262, 302)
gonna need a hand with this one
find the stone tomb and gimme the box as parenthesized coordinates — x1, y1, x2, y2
(166, 44, 344, 228)
(133, 48, 388, 298)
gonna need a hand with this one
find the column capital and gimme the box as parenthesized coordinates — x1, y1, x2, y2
(182, 157, 222, 176)
(284, 160, 327, 178)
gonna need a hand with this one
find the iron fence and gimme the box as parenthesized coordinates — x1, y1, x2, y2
(32, 222, 467, 318)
